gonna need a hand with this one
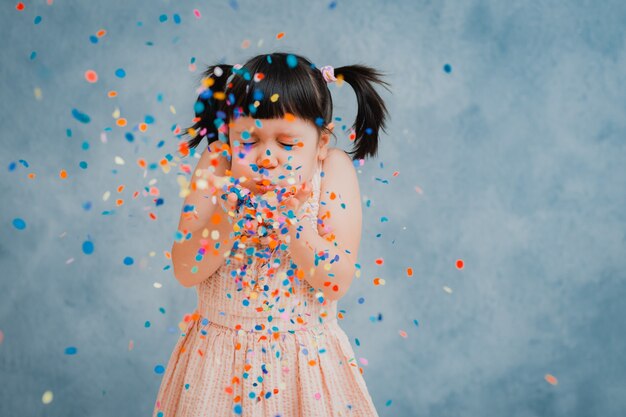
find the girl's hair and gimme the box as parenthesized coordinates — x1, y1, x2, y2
(182, 51, 391, 161)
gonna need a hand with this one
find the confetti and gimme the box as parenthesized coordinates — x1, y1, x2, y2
(85, 70, 98, 83)
(12, 218, 26, 230)
(545, 374, 558, 385)
(42, 391, 53, 404)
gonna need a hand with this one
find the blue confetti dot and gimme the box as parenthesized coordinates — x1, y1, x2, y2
(233, 404, 242, 414)
(82, 201, 92, 211)
(358, 297, 365, 304)
(159, 14, 167, 22)
(125, 132, 135, 143)
(123, 256, 134, 266)
(30, 51, 37, 60)
(65, 346, 77, 355)
(386, 399, 393, 406)
(12, 218, 26, 230)
(115, 68, 126, 78)
(173, 14, 181, 24)
(81, 141, 90, 150)
(89, 35, 98, 44)
(71, 108, 91, 124)
(329, 1, 338, 9)
(443, 63, 452, 73)
(286, 54, 297, 68)
(34, 16, 42, 24)
(154, 365, 165, 374)
(144, 115, 155, 124)
(8, 161, 17, 171)
(242, 299, 250, 306)
(79, 161, 88, 169)
(145, 321, 151, 328)
(413, 319, 419, 327)
(82, 240, 94, 255)
(160, 307, 166, 314)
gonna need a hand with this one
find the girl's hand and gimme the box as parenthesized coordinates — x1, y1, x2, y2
(256, 179, 315, 245)
(197, 167, 260, 238)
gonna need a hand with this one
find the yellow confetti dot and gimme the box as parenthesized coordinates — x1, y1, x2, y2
(34, 87, 43, 100)
(169, 105, 176, 114)
(42, 390, 53, 404)
(270, 93, 279, 102)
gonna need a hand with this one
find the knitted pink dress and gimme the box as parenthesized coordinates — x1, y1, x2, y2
(153, 160, 379, 417)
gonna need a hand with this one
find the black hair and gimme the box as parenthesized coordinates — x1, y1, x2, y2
(181, 51, 391, 161)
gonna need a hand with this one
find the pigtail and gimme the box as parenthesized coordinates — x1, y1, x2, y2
(333, 64, 391, 161)
(183, 64, 234, 151)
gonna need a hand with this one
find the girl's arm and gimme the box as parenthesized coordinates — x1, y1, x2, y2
(171, 145, 236, 287)
(285, 149, 363, 301)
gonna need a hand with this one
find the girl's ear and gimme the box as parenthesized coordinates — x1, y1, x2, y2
(318, 123, 334, 160)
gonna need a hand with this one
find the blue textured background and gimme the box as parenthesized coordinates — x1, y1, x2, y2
(2, 0, 625, 416)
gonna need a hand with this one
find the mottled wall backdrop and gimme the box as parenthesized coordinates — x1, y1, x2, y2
(1, 0, 625, 416)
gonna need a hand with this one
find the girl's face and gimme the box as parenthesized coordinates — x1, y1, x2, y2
(227, 116, 331, 194)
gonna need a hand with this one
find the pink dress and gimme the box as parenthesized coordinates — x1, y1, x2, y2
(153, 160, 379, 417)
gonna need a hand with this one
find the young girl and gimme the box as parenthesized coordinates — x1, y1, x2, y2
(154, 52, 390, 417)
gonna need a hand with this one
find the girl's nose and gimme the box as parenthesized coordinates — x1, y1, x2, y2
(257, 150, 277, 169)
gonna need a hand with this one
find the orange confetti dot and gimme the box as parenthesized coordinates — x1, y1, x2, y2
(16, 2, 24, 11)
(28, 173, 36, 179)
(545, 374, 558, 385)
(137, 158, 147, 169)
(133, 191, 139, 198)
(210, 213, 223, 225)
(59, 169, 67, 179)
(349, 132, 356, 141)
(225, 386, 233, 395)
(241, 39, 250, 49)
(149, 212, 157, 220)
(96, 29, 107, 37)
(329, 192, 336, 200)
(107, 90, 118, 98)
(115, 199, 123, 206)
(284, 113, 295, 122)
(117, 185, 125, 193)
(85, 70, 98, 83)
(456, 259, 464, 269)
(375, 258, 384, 265)
(308, 360, 317, 366)
(138, 123, 148, 132)
(276, 32, 285, 39)
(116, 118, 127, 127)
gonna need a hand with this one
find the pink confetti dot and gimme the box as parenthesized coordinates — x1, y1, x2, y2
(193, 9, 201, 18)
(314, 392, 321, 400)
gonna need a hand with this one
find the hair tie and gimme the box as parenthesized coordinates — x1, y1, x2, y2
(320, 65, 337, 83)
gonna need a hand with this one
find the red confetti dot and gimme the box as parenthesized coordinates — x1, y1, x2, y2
(375, 258, 384, 265)
(16, 2, 25, 11)
(407, 267, 413, 277)
(456, 259, 464, 269)
(84, 70, 98, 83)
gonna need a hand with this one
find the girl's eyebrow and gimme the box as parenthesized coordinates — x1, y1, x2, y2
(234, 129, 298, 137)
